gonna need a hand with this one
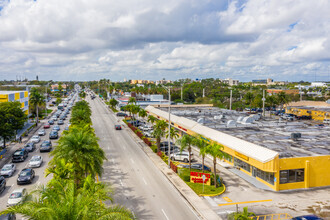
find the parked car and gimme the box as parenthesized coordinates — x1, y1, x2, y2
(116, 112, 128, 117)
(48, 119, 54, 125)
(115, 125, 122, 130)
(7, 188, 27, 206)
(291, 215, 323, 220)
(43, 123, 50, 129)
(297, 115, 312, 120)
(29, 155, 43, 168)
(57, 120, 64, 125)
(49, 131, 58, 139)
(0, 176, 6, 193)
(40, 140, 52, 152)
(17, 168, 35, 185)
(51, 116, 58, 121)
(0, 164, 16, 177)
(0, 213, 16, 220)
(30, 135, 40, 143)
(181, 163, 211, 172)
(38, 129, 46, 136)
(170, 151, 193, 163)
(23, 142, 35, 152)
(12, 149, 28, 163)
(53, 125, 60, 131)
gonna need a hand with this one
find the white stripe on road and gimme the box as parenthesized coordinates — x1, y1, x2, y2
(112, 158, 115, 164)
(130, 158, 135, 164)
(142, 177, 147, 185)
(161, 209, 170, 220)
(119, 179, 124, 186)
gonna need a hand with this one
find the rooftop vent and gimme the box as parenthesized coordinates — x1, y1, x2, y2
(291, 133, 302, 141)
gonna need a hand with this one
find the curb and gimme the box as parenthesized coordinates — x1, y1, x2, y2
(199, 184, 226, 197)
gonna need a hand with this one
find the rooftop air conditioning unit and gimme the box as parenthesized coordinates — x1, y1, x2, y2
(291, 133, 301, 141)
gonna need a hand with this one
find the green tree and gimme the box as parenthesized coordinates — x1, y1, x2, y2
(128, 97, 136, 104)
(152, 120, 167, 152)
(0, 102, 26, 148)
(176, 134, 195, 171)
(193, 135, 209, 173)
(50, 125, 106, 186)
(234, 207, 256, 220)
(206, 143, 229, 188)
(130, 105, 140, 121)
(166, 127, 179, 144)
(244, 92, 254, 112)
(276, 91, 290, 111)
(0, 176, 133, 219)
(29, 88, 45, 125)
(138, 108, 147, 120)
(109, 98, 118, 109)
(147, 115, 157, 125)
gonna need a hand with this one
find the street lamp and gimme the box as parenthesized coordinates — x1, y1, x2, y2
(167, 86, 171, 169)
(45, 83, 49, 118)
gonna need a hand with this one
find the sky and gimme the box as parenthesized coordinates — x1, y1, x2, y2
(0, 0, 329, 82)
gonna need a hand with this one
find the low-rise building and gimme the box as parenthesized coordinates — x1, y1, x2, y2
(267, 89, 300, 95)
(0, 91, 29, 114)
(285, 101, 330, 121)
(220, 78, 239, 86)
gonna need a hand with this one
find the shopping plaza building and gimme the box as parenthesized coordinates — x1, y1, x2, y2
(146, 105, 330, 191)
(0, 91, 29, 114)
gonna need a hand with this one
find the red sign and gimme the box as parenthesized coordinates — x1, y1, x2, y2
(190, 172, 211, 185)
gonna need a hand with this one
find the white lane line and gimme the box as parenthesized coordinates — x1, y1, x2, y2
(119, 179, 124, 186)
(130, 158, 135, 164)
(142, 177, 147, 185)
(112, 158, 115, 164)
(161, 209, 170, 220)
(108, 145, 110, 150)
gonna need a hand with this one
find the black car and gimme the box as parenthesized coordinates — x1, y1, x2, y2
(49, 131, 58, 139)
(115, 125, 122, 130)
(12, 149, 28, 163)
(0, 213, 16, 220)
(40, 140, 53, 152)
(17, 168, 35, 185)
(116, 112, 128, 117)
(48, 119, 54, 125)
(0, 176, 6, 194)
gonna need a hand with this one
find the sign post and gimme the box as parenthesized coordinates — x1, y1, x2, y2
(202, 174, 206, 193)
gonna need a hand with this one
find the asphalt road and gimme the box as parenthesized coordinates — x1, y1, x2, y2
(89, 96, 200, 220)
(0, 107, 71, 212)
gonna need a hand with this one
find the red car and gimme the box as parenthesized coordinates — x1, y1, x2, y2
(44, 123, 50, 129)
(115, 125, 122, 130)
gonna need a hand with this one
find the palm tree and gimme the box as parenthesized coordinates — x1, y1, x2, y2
(193, 135, 209, 173)
(152, 120, 167, 152)
(138, 109, 147, 120)
(276, 91, 290, 111)
(128, 97, 136, 104)
(234, 207, 256, 220)
(147, 115, 157, 125)
(109, 98, 118, 110)
(244, 92, 254, 112)
(206, 143, 229, 188)
(130, 105, 141, 121)
(176, 134, 195, 171)
(0, 176, 133, 219)
(70, 108, 92, 125)
(29, 88, 45, 126)
(50, 124, 106, 186)
(166, 127, 179, 155)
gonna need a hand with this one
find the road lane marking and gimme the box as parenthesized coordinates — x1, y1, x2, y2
(130, 158, 135, 164)
(161, 209, 170, 220)
(119, 179, 124, 186)
(142, 177, 147, 185)
(223, 197, 232, 202)
(112, 158, 115, 164)
(218, 199, 272, 206)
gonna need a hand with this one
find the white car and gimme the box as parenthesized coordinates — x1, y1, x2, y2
(7, 188, 27, 206)
(29, 155, 43, 168)
(51, 116, 58, 121)
(38, 129, 46, 136)
(170, 151, 194, 163)
(0, 163, 16, 177)
(30, 135, 40, 143)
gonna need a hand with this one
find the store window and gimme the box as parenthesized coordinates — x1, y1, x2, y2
(280, 169, 304, 184)
(253, 167, 274, 185)
(234, 157, 250, 172)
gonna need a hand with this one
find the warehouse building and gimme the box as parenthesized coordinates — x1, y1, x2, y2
(0, 91, 29, 114)
(146, 105, 330, 191)
(285, 101, 330, 121)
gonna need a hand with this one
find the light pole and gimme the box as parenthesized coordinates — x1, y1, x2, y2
(167, 87, 171, 169)
(45, 83, 49, 118)
(229, 89, 232, 110)
(262, 89, 265, 117)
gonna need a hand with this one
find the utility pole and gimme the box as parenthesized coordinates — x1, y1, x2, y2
(262, 89, 266, 117)
(167, 87, 171, 169)
(181, 86, 183, 101)
(202, 88, 205, 98)
(45, 83, 49, 117)
(229, 89, 233, 110)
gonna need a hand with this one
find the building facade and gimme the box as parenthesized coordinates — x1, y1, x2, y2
(285, 101, 330, 121)
(0, 91, 29, 114)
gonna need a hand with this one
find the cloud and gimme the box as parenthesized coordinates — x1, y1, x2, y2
(0, 0, 329, 81)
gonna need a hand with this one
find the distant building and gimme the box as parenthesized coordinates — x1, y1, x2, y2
(311, 82, 328, 87)
(51, 84, 67, 92)
(267, 89, 299, 95)
(130, 80, 155, 85)
(252, 78, 287, 86)
(0, 91, 29, 115)
(155, 80, 172, 85)
(220, 78, 239, 86)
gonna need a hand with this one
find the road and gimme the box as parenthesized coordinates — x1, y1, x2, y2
(0, 106, 71, 212)
(89, 96, 200, 220)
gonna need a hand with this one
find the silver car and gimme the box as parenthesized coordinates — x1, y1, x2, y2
(0, 164, 16, 177)
(30, 135, 40, 143)
(38, 129, 46, 136)
(28, 155, 43, 168)
(7, 188, 27, 206)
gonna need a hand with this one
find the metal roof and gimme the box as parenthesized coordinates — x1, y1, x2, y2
(146, 106, 279, 163)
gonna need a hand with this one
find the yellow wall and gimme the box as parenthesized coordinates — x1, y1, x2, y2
(279, 155, 330, 190)
(286, 107, 330, 121)
(0, 94, 8, 102)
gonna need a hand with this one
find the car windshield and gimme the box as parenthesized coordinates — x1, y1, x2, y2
(2, 165, 12, 171)
(32, 136, 38, 139)
(14, 151, 23, 156)
(31, 157, 40, 161)
(9, 192, 22, 199)
(20, 171, 31, 177)
(41, 143, 49, 147)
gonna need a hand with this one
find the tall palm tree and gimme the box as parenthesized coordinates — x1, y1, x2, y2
(138, 109, 147, 120)
(147, 115, 157, 125)
(176, 134, 195, 171)
(50, 124, 106, 186)
(70, 108, 92, 125)
(130, 105, 140, 121)
(152, 120, 167, 152)
(29, 88, 45, 125)
(0, 176, 133, 219)
(276, 91, 290, 111)
(244, 92, 254, 112)
(128, 97, 136, 104)
(193, 135, 208, 173)
(206, 143, 229, 188)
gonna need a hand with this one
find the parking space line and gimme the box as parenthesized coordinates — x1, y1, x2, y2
(130, 158, 135, 164)
(222, 197, 232, 202)
(142, 177, 147, 185)
(218, 199, 272, 206)
(161, 209, 169, 220)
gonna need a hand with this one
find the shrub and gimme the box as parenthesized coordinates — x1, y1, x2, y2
(182, 175, 190, 182)
(151, 145, 157, 153)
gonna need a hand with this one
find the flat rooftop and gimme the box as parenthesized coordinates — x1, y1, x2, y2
(158, 106, 330, 158)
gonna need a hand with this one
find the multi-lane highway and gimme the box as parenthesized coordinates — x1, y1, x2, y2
(89, 95, 200, 220)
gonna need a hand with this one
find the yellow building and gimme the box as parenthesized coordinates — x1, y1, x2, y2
(146, 105, 330, 191)
(0, 91, 29, 115)
(285, 101, 330, 121)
